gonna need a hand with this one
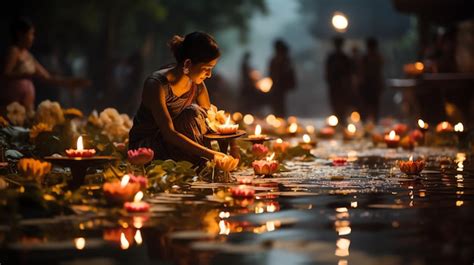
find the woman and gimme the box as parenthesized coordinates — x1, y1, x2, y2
(128, 32, 227, 164)
(1, 17, 89, 115)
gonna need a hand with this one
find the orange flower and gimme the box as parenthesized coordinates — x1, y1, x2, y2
(398, 158, 425, 175)
(29, 123, 53, 139)
(215, 155, 239, 172)
(18, 158, 52, 183)
(63, 108, 83, 118)
(0, 116, 8, 127)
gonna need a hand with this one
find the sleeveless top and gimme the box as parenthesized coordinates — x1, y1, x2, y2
(129, 71, 203, 143)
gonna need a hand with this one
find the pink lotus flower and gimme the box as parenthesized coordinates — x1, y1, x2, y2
(252, 144, 268, 158)
(129, 174, 148, 189)
(252, 160, 279, 175)
(127, 148, 154, 165)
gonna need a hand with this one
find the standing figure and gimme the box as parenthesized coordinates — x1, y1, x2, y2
(325, 37, 352, 121)
(268, 39, 296, 117)
(0, 17, 90, 115)
(360, 37, 384, 122)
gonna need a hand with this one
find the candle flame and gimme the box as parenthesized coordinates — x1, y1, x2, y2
(415, 62, 424, 71)
(74, 237, 86, 250)
(225, 115, 231, 125)
(347, 124, 356, 133)
(120, 232, 129, 250)
(134, 191, 144, 202)
(418, 119, 425, 128)
(327, 115, 338, 126)
(442, 121, 448, 129)
(389, 130, 396, 140)
(276, 138, 283, 144)
(454, 122, 464, 132)
(409, 155, 413, 162)
(289, 123, 298, 133)
(332, 12, 349, 32)
(303, 134, 311, 143)
(266, 152, 275, 161)
(121, 174, 130, 187)
(134, 230, 143, 245)
(350, 111, 360, 123)
(255, 124, 262, 136)
(77, 136, 84, 151)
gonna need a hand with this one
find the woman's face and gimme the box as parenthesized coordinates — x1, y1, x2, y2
(19, 28, 35, 49)
(188, 58, 218, 84)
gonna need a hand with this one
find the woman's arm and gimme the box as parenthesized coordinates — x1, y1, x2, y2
(33, 58, 90, 88)
(196, 82, 211, 110)
(143, 79, 219, 160)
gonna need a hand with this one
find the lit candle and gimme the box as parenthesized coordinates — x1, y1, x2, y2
(326, 115, 338, 127)
(230, 185, 255, 198)
(66, 136, 96, 157)
(217, 116, 239, 134)
(252, 152, 279, 176)
(318, 126, 335, 139)
(331, 156, 348, 166)
(418, 119, 429, 132)
(343, 123, 357, 140)
(103, 175, 141, 204)
(272, 138, 290, 153)
(288, 122, 298, 135)
(299, 134, 317, 150)
(248, 124, 267, 140)
(398, 155, 426, 175)
(384, 130, 400, 148)
(124, 191, 150, 212)
(436, 121, 454, 133)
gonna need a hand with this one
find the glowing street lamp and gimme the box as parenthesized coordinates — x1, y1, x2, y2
(332, 12, 348, 32)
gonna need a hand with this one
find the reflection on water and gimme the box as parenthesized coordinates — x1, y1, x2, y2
(1, 143, 474, 265)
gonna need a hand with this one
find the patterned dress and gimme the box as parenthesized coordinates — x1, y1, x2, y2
(128, 71, 209, 163)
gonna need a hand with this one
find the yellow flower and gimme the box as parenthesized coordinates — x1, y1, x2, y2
(0, 116, 8, 127)
(63, 108, 83, 119)
(30, 123, 53, 139)
(18, 158, 52, 184)
(215, 155, 239, 172)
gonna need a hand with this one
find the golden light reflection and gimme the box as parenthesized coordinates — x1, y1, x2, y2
(335, 238, 350, 257)
(350, 201, 358, 208)
(415, 62, 424, 71)
(338, 260, 348, 265)
(219, 220, 230, 235)
(74, 237, 86, 250)
(454, 122, 464, 132)
(306, 125, 315, 134)
(456, 200, 464, 207)
(219, 211, 230, 219)
(337, 226, 351, 236)
(266, 221, 276, 232)
(336, 207, 348, 213)
(134, 230, 143, 245)
(133, 216, 146, 229)
(120, 232, 130, 250)
(243, 114, 254, 125)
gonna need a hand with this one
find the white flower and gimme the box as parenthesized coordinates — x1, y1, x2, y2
(102, 122, 129, 142)
(6, 101, 26, 126)
(99, 108, 123, 126)
(121, 114, 133, 129)
(35, 100, 64, 127)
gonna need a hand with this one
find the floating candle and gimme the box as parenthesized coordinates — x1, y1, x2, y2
(124, 191, 150, 212)
(384, 130, 400, 148)
(248, 124, 267, 140)
(66, 136, 96, 157)
(398, 155, 426, 175)
(252, 153, 279, 176)
(217, 116, 239, 134)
